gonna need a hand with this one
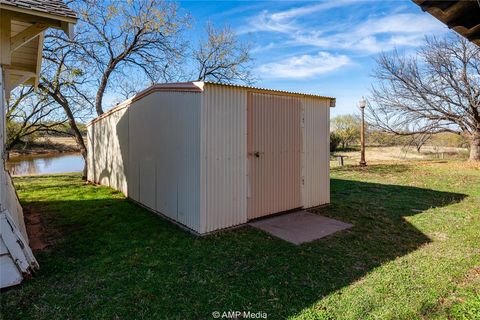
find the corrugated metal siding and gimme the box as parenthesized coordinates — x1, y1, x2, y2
(128, 92, 202, 232)
(88, 91, 202, 232)
(201, 84, 247, 233)
(86, 124, 94, 182)
(247, 92, 302, 219)
(302, 98, 330, 207)
(88, 81, 331, 234)
(89, 107, 129, 195)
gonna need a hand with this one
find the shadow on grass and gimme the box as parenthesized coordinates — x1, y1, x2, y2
(332, 163, 412, 174)
(333, 146, 360, 152)
(2, 176, 467, 319)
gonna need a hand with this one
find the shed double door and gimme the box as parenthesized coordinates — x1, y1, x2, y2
(247, 92, 302, 220)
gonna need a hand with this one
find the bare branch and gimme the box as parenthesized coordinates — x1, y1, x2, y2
(367, 34, 480, 161)
(194, 22, 255, 84)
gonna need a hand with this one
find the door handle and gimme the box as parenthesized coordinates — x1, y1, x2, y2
(248, 151, 262, 158)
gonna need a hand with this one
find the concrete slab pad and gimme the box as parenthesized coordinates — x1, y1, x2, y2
(249, 210, 353, 245)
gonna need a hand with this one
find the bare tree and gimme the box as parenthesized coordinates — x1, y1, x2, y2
(367, 35, 480, 161)
(409, 133, 432, 153)
(8, 1, 256, 181)
(38, 31, 94, 179)
(6, 87, 66, 151)
(27, 0, 188, 179)
(76, 0, 188, 115)
(194, 23, 254, 84)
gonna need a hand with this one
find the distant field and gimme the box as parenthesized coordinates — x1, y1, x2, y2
(9, 136, 81, 156)
(332, 146, 469, 165)
(35, 136, 79, 148)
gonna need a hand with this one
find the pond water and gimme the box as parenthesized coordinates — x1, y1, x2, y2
(6, 152, 84, 176)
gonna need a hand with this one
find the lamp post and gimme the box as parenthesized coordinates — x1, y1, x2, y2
(359, 97, 367, 166)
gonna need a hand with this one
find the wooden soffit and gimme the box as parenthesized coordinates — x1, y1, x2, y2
(413, 0, 480, 46)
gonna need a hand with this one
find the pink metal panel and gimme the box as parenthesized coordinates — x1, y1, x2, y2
(247, 92, 302, 220)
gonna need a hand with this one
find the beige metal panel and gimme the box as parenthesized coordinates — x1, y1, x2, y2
(302, 98, 330, 207)
(128, 91, 202, 232)
(87, 81, 331, 234)
(86, 123, 94, 182)
(200, 84, 247, 233)
(91, 107, 129, 195)
(203, 81, 335, 100)
(247, 92, 302, 219)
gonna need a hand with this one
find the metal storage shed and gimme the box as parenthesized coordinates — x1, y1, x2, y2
(87, 82, 334, 234)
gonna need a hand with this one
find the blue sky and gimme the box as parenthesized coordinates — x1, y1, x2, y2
(179, 0, 450, 117)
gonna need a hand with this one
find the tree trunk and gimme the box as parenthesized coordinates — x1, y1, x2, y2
(469, 130, 480, 161)
(95, 65, 114, 116)
(63, 107, 88, 180)
(81, 154, 88, 180)
(39, 84, 89, 179)
(6, 136, 21, 151)
(95, 82, 106, 116)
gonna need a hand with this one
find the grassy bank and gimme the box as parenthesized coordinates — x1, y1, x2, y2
(1, 161, 479, 319)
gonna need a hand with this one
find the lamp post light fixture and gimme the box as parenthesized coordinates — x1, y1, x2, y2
(359, 97, 367, 167)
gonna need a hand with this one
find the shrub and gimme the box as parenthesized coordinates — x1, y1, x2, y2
(330, 132, 341, 152)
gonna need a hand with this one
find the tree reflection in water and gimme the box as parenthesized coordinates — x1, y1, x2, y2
(6, 153, 84, 176)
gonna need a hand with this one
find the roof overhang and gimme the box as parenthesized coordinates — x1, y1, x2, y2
(413, 0, 480, 46)
(0, 3, 76, 36)
(0, 4, 77, 98)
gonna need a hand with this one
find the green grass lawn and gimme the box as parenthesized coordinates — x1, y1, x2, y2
(1, 161, 479, 319)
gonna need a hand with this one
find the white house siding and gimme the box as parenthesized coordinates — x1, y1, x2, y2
(0, 66, 27, 239)
(302, 97, 330, 207)
(1, 65, 39, 289)
(200, 85, 248, 233)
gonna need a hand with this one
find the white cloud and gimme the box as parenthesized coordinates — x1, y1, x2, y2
(258, 52, 350, 79)
(250, 42, 278, 53)
(269, 1, 351, 21)
(292, 13, 446, 53)
(242, 4, 447, 54)
(238, 0, 352, 34)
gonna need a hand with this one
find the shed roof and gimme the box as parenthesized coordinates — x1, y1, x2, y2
(87, 81, 335, 126)
(149, 81, 335, 100)
(0, 0, 77, 22)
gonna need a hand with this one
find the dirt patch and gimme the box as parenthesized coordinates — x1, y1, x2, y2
(24, 210, 59, 252)
(459, 266, 480, 288)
